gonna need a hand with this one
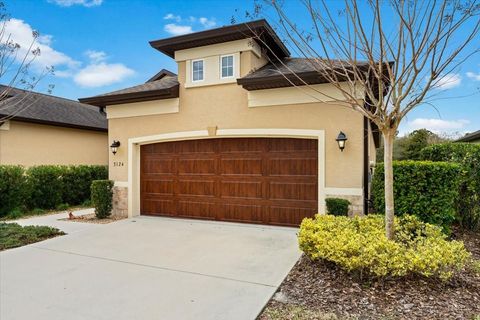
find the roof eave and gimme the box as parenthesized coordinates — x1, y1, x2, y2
(1, 115, 107, 132)
(149, 19, 290, 59)
(456, 132, 480, 142)
(79, 86, 179, 107)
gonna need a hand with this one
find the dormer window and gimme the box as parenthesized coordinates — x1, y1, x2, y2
(220, 55, 234, 78)
(192, 59, 204, 81)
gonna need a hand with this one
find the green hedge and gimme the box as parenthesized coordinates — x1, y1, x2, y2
(0, 165, 108, 216)
(91, 180, 114, 219)
(62, 165, 108, 206)
(26, 166, 65, 209)
(0, 166, 27, 216)
(371, 161, 461, 229)
(420, 143, 480, 230)
(325, 198, 350, 216)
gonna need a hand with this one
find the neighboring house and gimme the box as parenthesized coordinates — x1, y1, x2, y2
(80, 19, 380, 225)
(0, 85, 108, 166)
(456, 130, 480, 143)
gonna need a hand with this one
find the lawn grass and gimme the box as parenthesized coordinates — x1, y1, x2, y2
(0, 223, 65, 251)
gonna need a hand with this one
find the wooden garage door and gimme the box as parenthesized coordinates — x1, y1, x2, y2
(140, 138, 318, 226)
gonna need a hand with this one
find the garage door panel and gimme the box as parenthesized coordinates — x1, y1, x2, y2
(221, 204, 264, 223)
(143, 142, 176, 155)
(268, 158, 317, 177)
(141, 138, 318, 227)
(178, 158, 216, 175)
(220, 180, 263, 199)
(269, 182, 317, 201)
(142, 158, 175, 175)
(142, 179, 174, 195)
(177, 201, 216, 219)
(269, 206, 316, 226)
(176, 139, 217, 154)
(268, 138, 317, 153)
(219, 158, 263, 176)
(177, 179, 215, 197)
(219, 138, 264, 153)
(142, 199, 176, 215)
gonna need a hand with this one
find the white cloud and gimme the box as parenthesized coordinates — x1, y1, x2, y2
(162, 14, 217, 36)
(466, 71, 480, 81)
(74, 63, 134, 87)
(164, 24, 193, 36)
(163, 13, 181, 22)
(199, 17, 216, 28)
(2, 18, 79, 71)
(48, 0, 103, 7)
(432, 73, 462, 89)
(404, 118, 470, 134)
(85, 50, 107, 63)
(73, 50, 134, 87)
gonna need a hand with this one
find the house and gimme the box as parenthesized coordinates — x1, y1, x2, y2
(80, 19, 380, 225)
(0, 85, 108, 166)
(456, 130, 480, 143)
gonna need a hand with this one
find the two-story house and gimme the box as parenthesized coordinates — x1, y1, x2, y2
(80, 19, 379, 226)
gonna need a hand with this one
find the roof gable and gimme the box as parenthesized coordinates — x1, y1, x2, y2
(149, 19, 289, 60)
(79, 75, 179, 107)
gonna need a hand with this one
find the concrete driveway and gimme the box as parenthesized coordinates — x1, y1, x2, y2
(0, 215, 301, 320)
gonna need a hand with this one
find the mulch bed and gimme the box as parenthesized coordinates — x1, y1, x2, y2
(259, 229, 480, 320)
(59, 213, 125, 224)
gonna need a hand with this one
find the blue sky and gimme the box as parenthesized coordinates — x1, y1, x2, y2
(5, 0, 480, 137)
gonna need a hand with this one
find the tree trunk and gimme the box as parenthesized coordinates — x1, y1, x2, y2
(383, 130, 395, 240)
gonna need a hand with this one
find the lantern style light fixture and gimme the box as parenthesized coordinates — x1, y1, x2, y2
(110, 140, 121, 155)
(336, 131, 348, 152)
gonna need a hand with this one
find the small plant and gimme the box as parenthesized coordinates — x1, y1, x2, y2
(325, 198, 350, 216)
(91, 180, 114, 219)
(81, 199, 92, 207)
(30, 208, 46, 216)
(5, 208, 24, 220)
(56, 203, 70, 211)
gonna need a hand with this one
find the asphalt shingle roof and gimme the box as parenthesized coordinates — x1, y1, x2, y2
(93, 75, 178, 97)
(0, 85, 107, 131)
(456, 130, 480, 142)
(241, 58, 369, 79)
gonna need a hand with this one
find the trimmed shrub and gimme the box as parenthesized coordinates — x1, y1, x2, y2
(420, 143, 480, 230)
(371, 161, 460, 230)
(0, 166, 26, 217)
(25, 166, 64, 210)
(0, 165, 108, 216)
(61, 165, 108, 206)
(91, 180, 114, 219)
(325, 198, 350, 216)
(298, 214, 470, 280)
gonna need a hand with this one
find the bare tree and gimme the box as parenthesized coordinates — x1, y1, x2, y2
(0, 1, 54, 122)
(245, 0, 480, 239)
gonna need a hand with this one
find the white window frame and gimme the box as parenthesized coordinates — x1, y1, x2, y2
(220, 54, 234, 79)
(191, 59, 204, 82)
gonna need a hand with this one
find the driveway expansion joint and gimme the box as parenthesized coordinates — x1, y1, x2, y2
(30, 245, 278, 288)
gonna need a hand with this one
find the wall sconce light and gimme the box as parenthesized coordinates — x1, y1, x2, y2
(336, 131, 348, 152)
(110, 140, 121, 155)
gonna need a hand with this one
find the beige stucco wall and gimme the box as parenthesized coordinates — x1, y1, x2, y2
(108, 59, 365, 189)
(106, 46, 372, 216)
(0, 121, 108, 166)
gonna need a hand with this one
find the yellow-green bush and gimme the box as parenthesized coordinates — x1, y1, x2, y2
(298, 214, 470, 280)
